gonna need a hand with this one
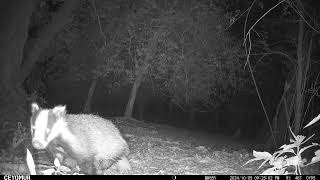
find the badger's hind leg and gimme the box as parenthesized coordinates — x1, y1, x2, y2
(79, 159, 95, 175)
(114, 156, 131, 174)
(93, 155, 115, 175)
(93, 154, 131, 174)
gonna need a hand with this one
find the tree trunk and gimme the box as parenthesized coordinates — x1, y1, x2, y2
(0, 0, 79, 128)
(270, 81, 294, 147)
(302, 34, 313, 135)
(293, 20, 305, 134)
(0, 0, 34, 126)
(20, 0, 79, 82)
(83, 79, 97, 113)
(0, 0, 33, 86)
(124, 73, 143, 117)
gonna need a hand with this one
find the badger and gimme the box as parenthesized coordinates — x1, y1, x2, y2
(30, 103, 131, 174)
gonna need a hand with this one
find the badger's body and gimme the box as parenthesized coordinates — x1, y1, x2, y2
(30, 103, 130, 174)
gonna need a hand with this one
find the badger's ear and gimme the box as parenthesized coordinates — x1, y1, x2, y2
(52, 105, 67, 118)
(31, 103, 39, 113)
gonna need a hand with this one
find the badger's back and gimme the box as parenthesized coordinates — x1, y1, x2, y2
(60, 114, 129, 162)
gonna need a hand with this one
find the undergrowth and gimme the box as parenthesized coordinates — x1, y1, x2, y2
(245, 115, 320, 175)
(0, 121, 28, 161)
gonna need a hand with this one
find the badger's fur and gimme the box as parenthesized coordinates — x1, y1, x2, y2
(30, 103, 130, 174)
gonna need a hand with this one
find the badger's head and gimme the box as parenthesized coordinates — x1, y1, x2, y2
(30, 103, 67, 149)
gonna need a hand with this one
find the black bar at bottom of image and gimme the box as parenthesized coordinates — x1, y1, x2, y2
(0, 175, 319, 180)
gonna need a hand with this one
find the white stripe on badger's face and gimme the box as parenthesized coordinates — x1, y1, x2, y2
(46, 118, 65, 143)
(30, 103, 40, 136)
(32, 110, 50, 148)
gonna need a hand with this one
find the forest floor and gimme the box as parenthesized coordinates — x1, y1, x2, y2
(115, 117, 263, 175)
(1, 116, 319, 175)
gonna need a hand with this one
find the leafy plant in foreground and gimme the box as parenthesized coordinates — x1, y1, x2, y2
(245, 115, 320, 175)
